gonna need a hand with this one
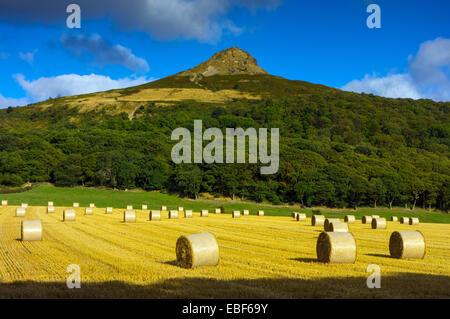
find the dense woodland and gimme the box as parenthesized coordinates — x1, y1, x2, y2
(0, 74, 449, 211)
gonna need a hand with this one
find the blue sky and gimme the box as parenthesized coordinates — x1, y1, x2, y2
(0, 0, 449, 108)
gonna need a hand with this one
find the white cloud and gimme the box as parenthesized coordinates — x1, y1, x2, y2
(62, 34, 150, 73)
(342, 73, 422, 100)
(13, 73, 153, 102)
(0, 94, 29, 108)
(409, 37, 450, 101)
(342, 37, 450, 101)
(19, 51, 36, 65)
(0, 0, 281, 43)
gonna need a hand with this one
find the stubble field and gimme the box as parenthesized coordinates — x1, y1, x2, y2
(0, 204, 449, 299)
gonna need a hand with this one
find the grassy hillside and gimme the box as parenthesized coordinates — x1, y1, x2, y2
(0, 71, 449, 211)
(1, 185, 450, 223)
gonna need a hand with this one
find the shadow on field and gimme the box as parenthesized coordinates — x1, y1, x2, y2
(366, 253, 394, 259)
(163, 260, 178, 267)
(288, 257, 318, 263)
(0, 273, 449, 299)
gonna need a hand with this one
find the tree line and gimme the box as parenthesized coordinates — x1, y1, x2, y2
(0, 88, 449, 211)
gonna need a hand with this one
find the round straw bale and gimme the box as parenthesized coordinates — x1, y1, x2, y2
(258, 210, 264, 216)
(243, 210, 249, 216)
(178, 207, 184, 212)
(296, 213, 306, 221)
(215, 208, 221, 214)
(1, 200, 7, 206)
(371, 217, 387, 229)
(123, 210, 136, 223)
(292, 212, 297, 218)
(16, 207, 26, 217)
(89, 203, 95, 208)
(176, 232, 219, 269)
(344, 215, 355, 224)
(184, 210, 193, 218)
(63, 209, 76, 222)
(372, 215, 380, 219)
(390, 216, 398, 222)
(389, 231, 425, 259)
(161, 206, 167, 211)
(21, 203, 28, 208)
(329, 221, 349, 232)
(85, 207, 93, 215)
(409, 217, 419, 225)
(400, 217, 410, 224)
(316, 231, 357, 263)
(201, 210, 209, 217)
(362, 216, 372, 224)
(232, 211, 240, 218)
(324, 218, 341, 231)
(47, 206, 55, 214)
(312, 215, 325, 226)
(48, 201, 54, 206)
(21, 220, 42, 241)
(169, 210, 179, 219)
(126, 205, 133, 210)
(150, 210, 161, 221)
(106, 207, 113, 214)
(73, 203, 79, 208)
(142, 205, 148, 210)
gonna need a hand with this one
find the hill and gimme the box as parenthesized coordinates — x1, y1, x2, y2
(0, 47, 449, 211)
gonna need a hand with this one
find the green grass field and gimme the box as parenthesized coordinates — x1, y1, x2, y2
(1, 185, 449, 224)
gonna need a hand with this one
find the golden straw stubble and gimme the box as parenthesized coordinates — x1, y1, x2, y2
(389, 231, 425, 259)
(316, 232, 356, 263)
(21, 220, 42, 241)
(176, 232, 219, 269)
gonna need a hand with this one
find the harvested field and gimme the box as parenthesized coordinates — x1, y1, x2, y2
(0, 205, 449, 298)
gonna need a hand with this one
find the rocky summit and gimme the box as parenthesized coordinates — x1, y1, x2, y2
(178, 47, 268, 78)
